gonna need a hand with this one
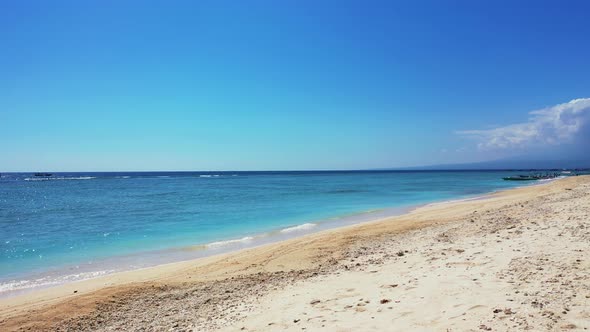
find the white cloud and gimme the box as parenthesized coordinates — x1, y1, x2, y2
(458, 98, 590, 150)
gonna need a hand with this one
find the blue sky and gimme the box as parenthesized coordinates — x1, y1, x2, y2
(1, 1, 589, 171)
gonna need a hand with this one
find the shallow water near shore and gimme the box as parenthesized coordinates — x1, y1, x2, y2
(0, 170, 543, 295)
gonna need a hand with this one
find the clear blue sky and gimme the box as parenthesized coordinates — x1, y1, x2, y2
(1, 1, 589, 171)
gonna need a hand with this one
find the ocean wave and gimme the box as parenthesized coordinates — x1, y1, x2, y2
(0, 270, 114, 294)
(537, 176, 566, 182)
(206, 236, 254, 248)
(279, 223, 317, 233)
(198, 174, 239, 178)
(24, 176, 96, 181)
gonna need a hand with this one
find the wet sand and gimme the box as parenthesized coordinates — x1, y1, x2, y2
(1, 176, 588, 331)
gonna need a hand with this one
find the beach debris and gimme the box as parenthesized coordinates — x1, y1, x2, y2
(310, 299, 321, 305)
(293, 319, 300, 323)
(380, 299, 391, 304)
(380, 284, 398, 288)
(479, 324, 492, 331)
(396, 250, 405, 257)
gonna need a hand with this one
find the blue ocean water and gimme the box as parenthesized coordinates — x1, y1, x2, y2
(0, 170, 534, 294)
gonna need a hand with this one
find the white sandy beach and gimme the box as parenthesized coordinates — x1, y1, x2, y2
(1, 176, 588, 331)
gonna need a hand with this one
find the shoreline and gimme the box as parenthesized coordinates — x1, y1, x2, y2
(0, 204, 414, 299)
(0, 179, 529, 298)
(1, 175, 587, 331)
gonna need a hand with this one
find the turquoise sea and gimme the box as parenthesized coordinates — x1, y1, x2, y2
(0, 170, 539, 295)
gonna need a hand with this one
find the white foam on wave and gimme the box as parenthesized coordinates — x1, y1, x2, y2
(206, 236, 254, 248)
(199, 174, 221, 178)
(279, 223, 317, 233)
(0, 270, 114, 294)
(537, 176, 565, 183)
(514, 176, 566, 189)
(24, 176, 96, 181)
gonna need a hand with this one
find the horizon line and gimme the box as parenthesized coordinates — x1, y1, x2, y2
(2, 168, 588, 174)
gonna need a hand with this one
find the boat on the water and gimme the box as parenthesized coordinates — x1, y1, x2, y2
(34, 172, 53, 177)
